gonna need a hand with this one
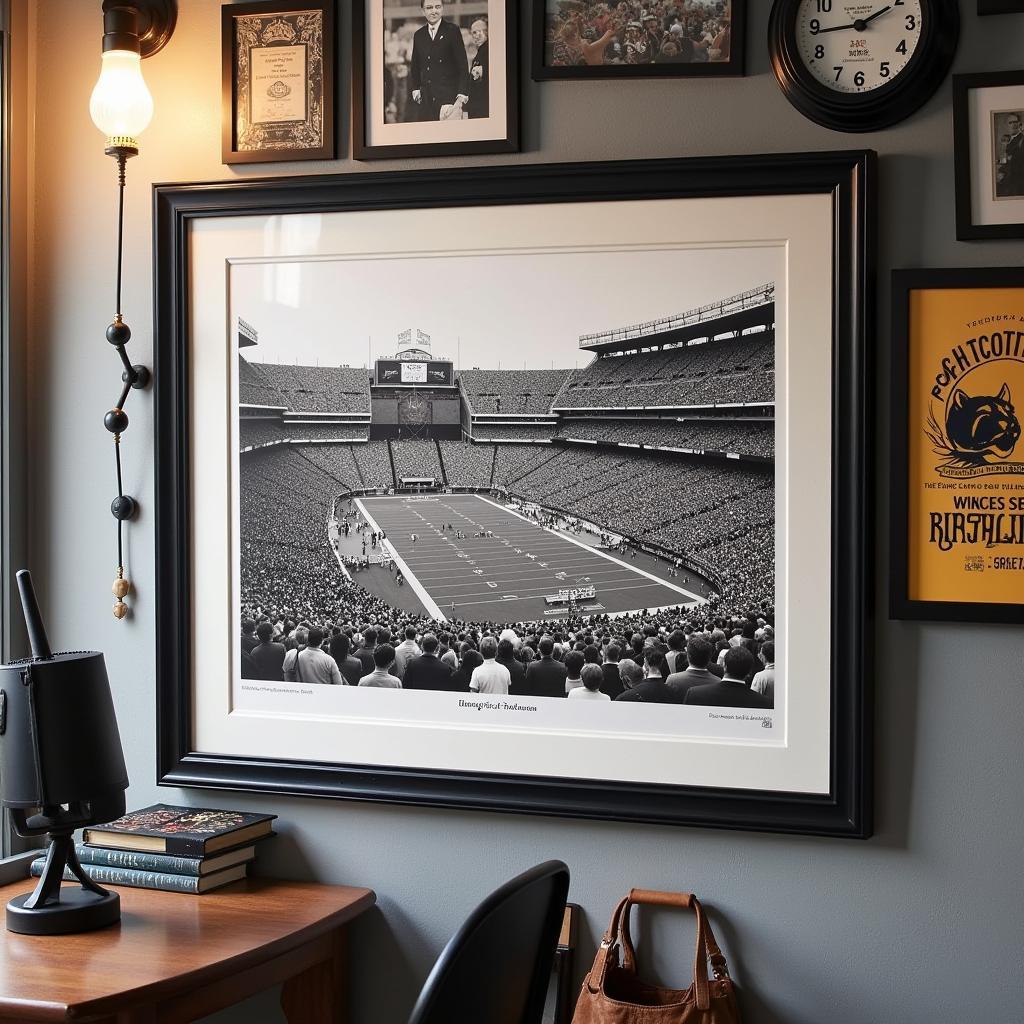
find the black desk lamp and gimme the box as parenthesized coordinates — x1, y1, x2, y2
(0, 570, 129, 934)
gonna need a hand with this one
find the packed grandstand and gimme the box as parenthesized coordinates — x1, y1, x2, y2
(239, 285, 776, 691)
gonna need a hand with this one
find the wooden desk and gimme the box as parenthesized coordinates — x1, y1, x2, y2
(0, 877, 375, 1023)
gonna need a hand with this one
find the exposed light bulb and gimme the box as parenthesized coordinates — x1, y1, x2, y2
(89, 49, 154, 150)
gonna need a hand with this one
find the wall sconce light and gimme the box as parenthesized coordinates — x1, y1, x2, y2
(89, 1, 176, 619)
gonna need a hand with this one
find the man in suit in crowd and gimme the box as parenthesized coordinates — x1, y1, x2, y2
(403, 633, 457, 691)
(250, 621, 286, 682)
(393, 625, 422, 680)
(521, 636, 568, 698)
(407, 0, 470, 122)
(353, 627, 379, 677)
(496, 638, 526, 692)
(665, 636, 720, 702)
(329, 632, 364, 686)
(241, 619, 259, 655)
(615, 648, 681, 704)
(601, 642, 625, 700)
(685, 647, 771, 710)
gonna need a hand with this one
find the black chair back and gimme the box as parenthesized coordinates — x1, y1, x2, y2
(408, 859, 570, 1024)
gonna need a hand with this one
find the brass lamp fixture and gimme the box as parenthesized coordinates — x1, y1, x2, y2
(89, 1, 176, 619)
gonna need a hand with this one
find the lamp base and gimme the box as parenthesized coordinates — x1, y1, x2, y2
(6, 887, 120, 935)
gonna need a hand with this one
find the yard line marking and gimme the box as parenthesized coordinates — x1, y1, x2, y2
(355, 498, 447, 623)
(473, 494, 704, 603)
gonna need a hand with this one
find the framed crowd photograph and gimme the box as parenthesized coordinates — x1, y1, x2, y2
(352, 0, 518, 160)
(890, 267, 1024, 625)
(221, 0, 336, 164)
(153, 152, 873, 838)
(531, 0, 745, 80)
(953, 71, 1024, 240)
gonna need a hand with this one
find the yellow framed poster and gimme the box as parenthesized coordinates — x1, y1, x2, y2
(892, 267, 1024, 622)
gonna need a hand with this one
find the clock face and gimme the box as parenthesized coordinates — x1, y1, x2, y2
(796, 0, 923, 94)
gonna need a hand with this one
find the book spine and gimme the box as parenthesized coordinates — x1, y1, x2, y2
(30, 860, 205, 894)
(73, 844, 204, 876)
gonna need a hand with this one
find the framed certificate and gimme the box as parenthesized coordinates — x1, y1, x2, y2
(222, 0, 336, 164)
(891, 267, 1024, 623)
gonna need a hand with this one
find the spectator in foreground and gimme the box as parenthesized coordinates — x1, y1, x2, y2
(569, 663, 612, 701)
(497, 638, 526, 691)
(403, 634, 456, 691)
(284, 627, 344, 685)
(564, 650, 586, 694)
(751, 641, 775, 706)
(521, 636, 568, 698)
(358, 644, 402, 688)
(330, 632, 363, 686)
(665, 636, 719, 701)
(250, 621, 286, 681)
(685, 647, 771, 709)
(393, 625, 422, 679)
(470, 636, 511, 695)
(450, 648, 484, 692)
(601, 642, 625, 700)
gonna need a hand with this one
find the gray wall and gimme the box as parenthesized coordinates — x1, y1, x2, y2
(16, 0, 1023, 1021)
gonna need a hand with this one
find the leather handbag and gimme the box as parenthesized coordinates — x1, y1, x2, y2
(571, 889, 740, 1024)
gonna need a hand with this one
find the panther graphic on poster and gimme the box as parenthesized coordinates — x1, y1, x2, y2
(925, 332, 1024, 479)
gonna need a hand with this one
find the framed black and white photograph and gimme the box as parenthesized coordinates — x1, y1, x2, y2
(221, 0, 336, 164)
(154, 154, 872, 838)
(353, 0, 518, 159)
(531, 0, 744, 80)
(954, 70, 1024, 240)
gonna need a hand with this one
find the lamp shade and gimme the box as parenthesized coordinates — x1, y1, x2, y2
(89, 49, 154, 146)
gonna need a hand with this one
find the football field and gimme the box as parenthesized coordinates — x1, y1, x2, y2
(354, 493, 703, 623)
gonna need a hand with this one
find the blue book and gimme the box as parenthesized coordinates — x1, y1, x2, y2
(70, 842, 256, 877)
(29, 858, 249, 894)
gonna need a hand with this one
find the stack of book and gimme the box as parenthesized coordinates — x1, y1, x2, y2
(30, 804, 277, 894)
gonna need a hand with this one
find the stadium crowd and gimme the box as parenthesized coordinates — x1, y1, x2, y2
(247, 360, 371, 414)
(544, 0, 733, 68)
(556, 417, 774, 457)
(459, 369, 574, 414)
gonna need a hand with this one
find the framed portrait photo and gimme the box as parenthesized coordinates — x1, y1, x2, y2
(221, 0, 336, 164)
(353, 0, 518, 160)
(154, 153, 873, 838)
(531, 0, 745, 80)
(890, 267, 1024, 624)
(953, 70, 1024, 240)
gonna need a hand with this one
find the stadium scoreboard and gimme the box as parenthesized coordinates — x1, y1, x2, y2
(375, 360, 454, 386)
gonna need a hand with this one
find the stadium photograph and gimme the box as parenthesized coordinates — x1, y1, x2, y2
(234, 244, 779, 721)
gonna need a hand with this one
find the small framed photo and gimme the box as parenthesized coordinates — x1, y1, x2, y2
(221, 0, 336, 164)
(353, 0, 519, 160)
(890, 267, 1024, 624)
(953, 70, 1024, 240)
(531, 0, 744, 81)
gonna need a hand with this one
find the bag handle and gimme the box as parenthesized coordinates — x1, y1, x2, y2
(587, 890, 729, 1012)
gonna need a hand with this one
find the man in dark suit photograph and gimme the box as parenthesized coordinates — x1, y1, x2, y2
(249, 621, 286, 682)
(467, 18, 489, 119)
(684, 647, 772, 710)
(520, 637, 568, 698)
(406, 0, 470, 123)
(402, 634, 457, 691)
(996, 112, 1024, 198)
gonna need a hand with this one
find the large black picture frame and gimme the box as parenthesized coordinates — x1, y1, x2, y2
(154, 153, 874, 838)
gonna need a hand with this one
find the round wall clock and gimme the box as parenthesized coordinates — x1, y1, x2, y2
(768, 0, 959, 132)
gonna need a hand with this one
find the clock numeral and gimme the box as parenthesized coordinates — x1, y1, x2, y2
(894, 0, 904, 5)
(879, 60, 891, 78)
(905, 14, 916, 29)
(814, 44, 824, 59)
(833, 65, 843, 81)
(816, 0, 833, 10)
(810, 18, 821, 33)
(853, 70, 865, 87)
(895, 38, 907, 54)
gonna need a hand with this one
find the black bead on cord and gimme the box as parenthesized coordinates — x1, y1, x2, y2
(103, 149, 150, 620)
